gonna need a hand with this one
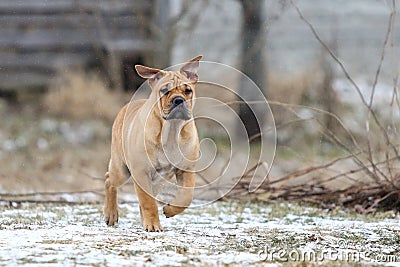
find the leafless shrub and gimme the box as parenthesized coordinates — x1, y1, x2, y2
(232, 0, 400, 212)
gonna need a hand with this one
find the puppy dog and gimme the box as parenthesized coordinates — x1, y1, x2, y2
(104, 56, 202, 231)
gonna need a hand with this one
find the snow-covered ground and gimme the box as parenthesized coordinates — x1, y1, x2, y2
(0, 201, 399, 266)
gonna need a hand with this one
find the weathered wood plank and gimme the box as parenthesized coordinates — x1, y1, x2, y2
(0, 52, 95, 72)
(0, 31, 100, 50)
(0, 71, 53, 91)
(0, 0, 72, 15)
(77, 0, 153, 14)
(0, 29, 151, 52)
(103, 39, 156, 53)
(0, 14, 146, 31)
(0, 0, 153, 15)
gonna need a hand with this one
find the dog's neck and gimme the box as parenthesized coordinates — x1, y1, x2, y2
(160, 118, 196, 168)
(160, 119, 186, 147)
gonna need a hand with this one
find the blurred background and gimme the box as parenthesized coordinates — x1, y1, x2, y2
(0, 0, 399, 207)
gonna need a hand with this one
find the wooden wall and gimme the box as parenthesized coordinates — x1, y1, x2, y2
(0, 0, 163, 93)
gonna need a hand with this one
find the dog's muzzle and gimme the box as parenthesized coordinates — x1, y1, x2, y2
(166, 96, 191, 120)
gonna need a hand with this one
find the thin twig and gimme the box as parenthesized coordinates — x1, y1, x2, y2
(318, 155, 400, 186)
(249, 117, 313, 142)
(368, 0, 396, 109)
(224, 100, 361, 151)
(365, 0, 397, 184)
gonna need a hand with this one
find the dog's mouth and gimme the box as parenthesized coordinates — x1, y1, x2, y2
(165, 104, 191, 121)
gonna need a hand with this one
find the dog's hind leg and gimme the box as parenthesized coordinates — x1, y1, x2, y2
(163, 170, 195, 218)
(104, 159, 128, 226)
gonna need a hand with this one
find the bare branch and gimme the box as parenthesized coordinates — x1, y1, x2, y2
(369, 0, 396, 109)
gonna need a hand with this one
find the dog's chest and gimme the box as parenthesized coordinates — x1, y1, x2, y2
(148, 153, 175, 196)
(150, 153, 176, 196)
(148, 120, 196, 182)
(154, 151, 175, 178)
(155, 165, 175, 180)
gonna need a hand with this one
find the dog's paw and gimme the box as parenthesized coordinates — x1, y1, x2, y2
(104, 206, 118, 226)
(142, 218, 163, 232)
(163, 205, 185, 218)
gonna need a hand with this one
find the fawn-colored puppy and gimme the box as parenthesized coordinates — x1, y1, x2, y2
(104, 56, 202, 231)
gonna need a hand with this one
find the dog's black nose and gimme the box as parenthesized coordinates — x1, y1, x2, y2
(172, 96, 185, 106)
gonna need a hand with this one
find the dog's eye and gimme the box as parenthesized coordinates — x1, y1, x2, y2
(185, 88, 192, 95)
(160, 88, 169, 95)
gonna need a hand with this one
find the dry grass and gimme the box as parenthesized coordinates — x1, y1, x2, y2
(0, 69, 128, 195)
(0, 107, 110, 194)
(44, 69, 122, 122)
(267, 62, 337, 125)
(268, 70, 316, 107)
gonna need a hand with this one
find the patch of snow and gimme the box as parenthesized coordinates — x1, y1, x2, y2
(0, 202, 399, 266)
(36, 137, 49, 150)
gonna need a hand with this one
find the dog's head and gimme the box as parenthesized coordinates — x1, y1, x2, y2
(135, 56, 202, 121)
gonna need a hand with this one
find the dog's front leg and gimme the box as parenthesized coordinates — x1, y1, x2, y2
(133, 179, 163, 232)
(163, 170, 195, 218)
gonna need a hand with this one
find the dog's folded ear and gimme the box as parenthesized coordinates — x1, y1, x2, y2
(180, 55, 202, 83)
(135, 65, 164, 83)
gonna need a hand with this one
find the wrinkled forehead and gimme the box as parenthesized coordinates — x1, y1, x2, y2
(157, 71, 193, 89)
